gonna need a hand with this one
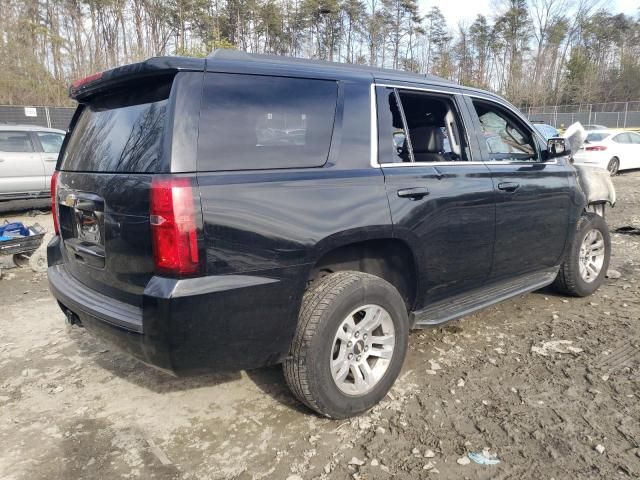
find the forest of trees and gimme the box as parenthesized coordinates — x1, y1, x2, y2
(0, 0, 638, 107)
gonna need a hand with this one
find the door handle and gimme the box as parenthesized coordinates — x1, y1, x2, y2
(397, 187, 429, 200)
(498, 182, 520, 192)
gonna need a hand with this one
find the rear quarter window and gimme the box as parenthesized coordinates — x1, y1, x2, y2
(198, 74, 338, 171)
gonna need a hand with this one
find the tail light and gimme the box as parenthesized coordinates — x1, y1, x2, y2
(51, 171, 59, 234)
(71, 71, 103, 90)
(586, 145, 607, 151)
(150, 177, 202, 276)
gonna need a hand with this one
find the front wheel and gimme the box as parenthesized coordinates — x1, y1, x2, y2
(284, 271, 409, 418)
(553, 213, 611, 297)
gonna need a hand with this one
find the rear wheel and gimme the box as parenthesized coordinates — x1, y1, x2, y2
(284, 271, 409, 418)
(607, 157, 619, 176)
(553, 213, 610, 297)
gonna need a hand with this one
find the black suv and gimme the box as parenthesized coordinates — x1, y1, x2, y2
(48, 50, 612, 418)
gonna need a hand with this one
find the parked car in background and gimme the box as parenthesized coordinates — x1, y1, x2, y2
(0, 125, 65, 200)
(573, 129, 640, 175)
(583, 124, 608, 131)
(48, 50, 613, 419)
(532, 122, 559, 139)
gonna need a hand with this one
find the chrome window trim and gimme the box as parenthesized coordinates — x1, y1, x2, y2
(370, 83, 378, 168)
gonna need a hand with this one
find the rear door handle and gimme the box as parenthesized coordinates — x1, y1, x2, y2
(498, 182, 520, 192)
(397, 187, 429, 200)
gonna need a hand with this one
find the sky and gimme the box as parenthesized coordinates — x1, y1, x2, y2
(418, 0, 640, 27)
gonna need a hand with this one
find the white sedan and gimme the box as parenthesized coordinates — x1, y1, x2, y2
(573, 129, 640, 175)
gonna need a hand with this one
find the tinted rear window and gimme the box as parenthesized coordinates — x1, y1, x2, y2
(61, 80, 172, 172)
(586, 133, 608, 142)
(198, 74, 338, 171)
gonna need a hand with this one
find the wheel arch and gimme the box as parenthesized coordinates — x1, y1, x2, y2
(306, 233, 419, 312)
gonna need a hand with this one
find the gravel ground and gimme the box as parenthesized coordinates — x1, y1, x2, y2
(1, 172, 639, 480)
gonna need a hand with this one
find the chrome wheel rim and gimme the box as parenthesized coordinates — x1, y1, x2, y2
(579, 229, 605, 283)
(330, 304, 395, 396)
(608, 159, 618, 175)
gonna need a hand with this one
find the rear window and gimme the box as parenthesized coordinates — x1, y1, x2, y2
(60, 80, 172, 172)
(586, 133, 608, 142)
(198, 74, 338, 171)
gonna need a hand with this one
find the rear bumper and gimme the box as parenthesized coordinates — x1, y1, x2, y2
(47, 237, 305, 375)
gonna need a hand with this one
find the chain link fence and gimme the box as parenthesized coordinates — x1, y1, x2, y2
(0, 105, 74, 130)
(520, 101, 640, 129)
(2, 101, 639, 132)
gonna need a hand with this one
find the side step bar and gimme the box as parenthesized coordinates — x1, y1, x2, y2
(411, 267, 559, 328)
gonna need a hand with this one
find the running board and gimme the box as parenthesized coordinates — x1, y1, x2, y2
(411, 267, 559, 328)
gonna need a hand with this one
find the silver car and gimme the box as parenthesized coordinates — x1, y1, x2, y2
(0, 125, 65, 200)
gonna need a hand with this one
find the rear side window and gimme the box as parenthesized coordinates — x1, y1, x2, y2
(61, 79, 172, 172)
(198, 74, 338, 171)
(0, 131, 34, 152)
(612, 133, 630, 144)
(586, 133, 608, 142)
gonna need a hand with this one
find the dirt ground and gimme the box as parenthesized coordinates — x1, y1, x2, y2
(1, 173, 639, 480)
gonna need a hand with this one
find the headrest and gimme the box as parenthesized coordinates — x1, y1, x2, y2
(410, 126, 444, 153)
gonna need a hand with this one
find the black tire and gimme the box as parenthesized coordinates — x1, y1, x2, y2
(607, 157, 619, 176)
(284, 271, 409, 418)
(553, 213, 611, 297)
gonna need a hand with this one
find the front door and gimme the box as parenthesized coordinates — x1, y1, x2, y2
(0, 130, 44, 196)
(375, 84, 496, 308)
(465, 96, 572, 280)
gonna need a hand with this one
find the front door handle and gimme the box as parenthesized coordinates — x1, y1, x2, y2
(397, 187, 429, 200)
(498, 182, 520, 192)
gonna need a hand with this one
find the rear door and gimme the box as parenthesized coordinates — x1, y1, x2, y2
(375, 83, 496, 306)
(56, 74, 181, 306)
(465, 96, 571, 280)
(34, 131, 65, 187)
(0, 130, 44, 196)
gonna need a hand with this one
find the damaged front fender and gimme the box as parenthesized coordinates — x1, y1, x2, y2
(573, 164, 616, 217)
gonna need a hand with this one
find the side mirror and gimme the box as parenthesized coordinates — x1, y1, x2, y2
(547, 137, 571, 159)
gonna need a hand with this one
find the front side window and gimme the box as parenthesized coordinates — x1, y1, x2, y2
(0, 131, 34, 153)
(37, 132, 65, 153)
(198, 74, 338, 171)
(472, 100, 538, 162)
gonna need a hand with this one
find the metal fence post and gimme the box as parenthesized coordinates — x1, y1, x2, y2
(588, 104, 592, 125)
(44, 107, 52, 128)
(624, 102, 628, 128)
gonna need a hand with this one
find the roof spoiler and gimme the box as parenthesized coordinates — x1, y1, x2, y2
(69, 56, 205, 102)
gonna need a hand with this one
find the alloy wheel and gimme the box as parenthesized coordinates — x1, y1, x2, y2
(579, 229, 606, 283)
(330, 304, 395, 396)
